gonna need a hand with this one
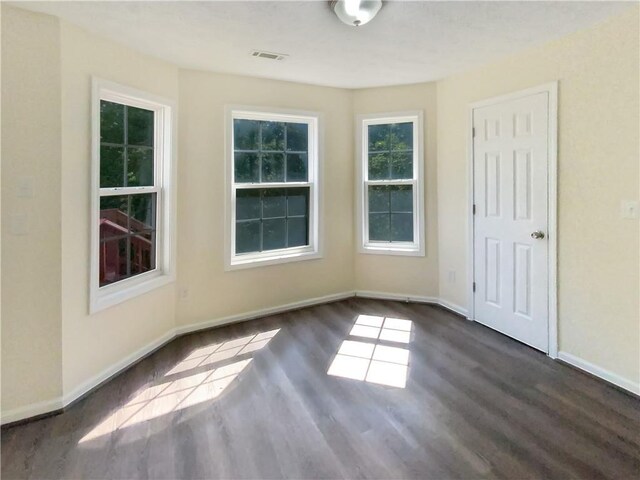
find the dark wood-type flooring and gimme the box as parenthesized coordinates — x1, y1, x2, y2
(2, 298, 639, 479)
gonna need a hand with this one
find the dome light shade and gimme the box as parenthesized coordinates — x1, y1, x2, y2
(331, 0, 383, 27)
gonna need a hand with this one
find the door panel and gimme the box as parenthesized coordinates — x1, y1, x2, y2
(485, 152, 501, 217)
(485, 237, 501, 306)
(473, 92, 549, 352)
(513, 149, 532, 220)
(513, 242, 532, 318)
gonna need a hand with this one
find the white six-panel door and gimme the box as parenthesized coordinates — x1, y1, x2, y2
(473, 92, 549, 352)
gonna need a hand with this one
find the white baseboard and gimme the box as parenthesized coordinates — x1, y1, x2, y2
(433, 298, 469, 317)
(557, 351, 639, 396)
(354, 290, 469, 317)
(1, 397, 64, 425)
(2, 290, 463, 425)
(61, 329, 177, 408)
(175, 291, 355, 336)
(1, 291, 355, 425)
(64, 292, 355, 414)
(355, 290, 438, 304)
(8, 292, 636, 425)
(2, 328, 178, 425)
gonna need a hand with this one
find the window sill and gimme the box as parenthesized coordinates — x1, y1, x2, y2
(359, 243, 424, 257)
(90, 270, 175, 314)
(227, 248, 322, 271)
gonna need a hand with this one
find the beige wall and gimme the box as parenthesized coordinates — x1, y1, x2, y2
(1, 6, 63, 412)
(59, 21, 179, 396)
(437, 7, 640, 383)
(176, 70, 354, 326)
(352, 84, 440, 300)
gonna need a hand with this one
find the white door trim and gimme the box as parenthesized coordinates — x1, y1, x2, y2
(466, 82, 558, 358)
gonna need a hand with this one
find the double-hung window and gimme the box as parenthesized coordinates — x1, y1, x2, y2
(90, 79, 176, 312)
(358, 112, 424, 256)
(227, 107, 320, 269)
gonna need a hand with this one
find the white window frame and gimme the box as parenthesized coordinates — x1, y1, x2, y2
(90, 78, 177, 313)
(225, 105, 322, 270)
(356, 111, 425, 256)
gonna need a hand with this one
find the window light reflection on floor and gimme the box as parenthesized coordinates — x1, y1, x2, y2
(79, 328, 280, 443)
(327, 315, 412, 388)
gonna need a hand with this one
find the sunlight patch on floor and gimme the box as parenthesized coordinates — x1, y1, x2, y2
(80, 329, 280, 443)
(349, 315, 412, 344)
(328, 315, 411, 388)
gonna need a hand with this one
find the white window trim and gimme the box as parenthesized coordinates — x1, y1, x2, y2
(225, 105, 322, 271)
(356, 111, 425, 256)
(90, 78, 177, 313)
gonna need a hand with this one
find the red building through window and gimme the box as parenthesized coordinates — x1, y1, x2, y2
(99, 208, 154, 286)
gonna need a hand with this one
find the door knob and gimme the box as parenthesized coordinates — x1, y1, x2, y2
(531, 231, 545, 239)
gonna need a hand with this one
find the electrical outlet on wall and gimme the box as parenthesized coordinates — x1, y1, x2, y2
(448, 270, 456, 283)
(179, 288, 189, 299)
(620, 200, 639, 219)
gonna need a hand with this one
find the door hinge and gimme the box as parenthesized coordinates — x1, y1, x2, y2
(472, 204, 476, 215)
(473, 282, 476, 293)
(472, 127, 476, 138)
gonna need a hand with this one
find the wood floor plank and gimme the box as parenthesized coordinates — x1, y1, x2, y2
(2, 299, 639, 479)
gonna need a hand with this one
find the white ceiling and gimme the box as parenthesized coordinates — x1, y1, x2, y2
(14, 0, 634, 89)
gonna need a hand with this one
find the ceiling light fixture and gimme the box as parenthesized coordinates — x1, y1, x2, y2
(330, 0, 383, 27)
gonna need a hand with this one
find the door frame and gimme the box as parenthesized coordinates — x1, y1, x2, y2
(466, 82, 559, 358)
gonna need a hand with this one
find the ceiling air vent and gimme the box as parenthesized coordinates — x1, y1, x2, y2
(250, 50, 288, 61)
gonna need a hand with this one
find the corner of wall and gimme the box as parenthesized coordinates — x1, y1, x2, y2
(1, 4, 64, 416)
(351, 82, 441, 299)
(58, 16, 179, 399)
